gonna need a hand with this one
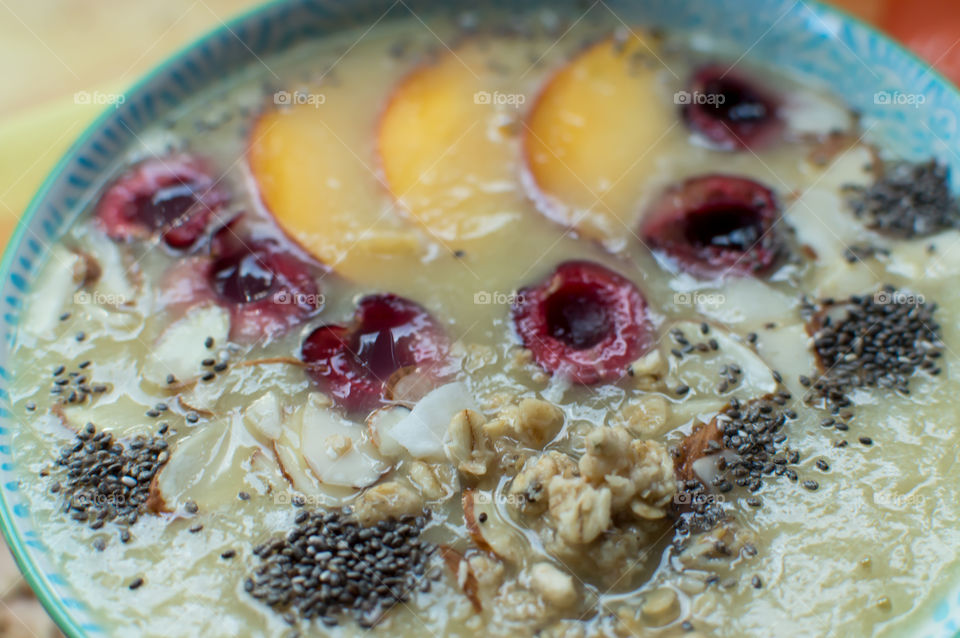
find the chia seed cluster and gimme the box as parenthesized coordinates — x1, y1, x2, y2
(803, 286, 943, 413)
(843, 159, 959, 238)
(247, 509, 435, 628)
(49, 361, 109, 406)
(675, 393, 799, 533)
(48, 423, 170, 541)
(714, 394, 799, 491)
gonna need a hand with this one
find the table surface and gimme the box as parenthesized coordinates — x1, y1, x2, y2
(0, 0, 956, 636)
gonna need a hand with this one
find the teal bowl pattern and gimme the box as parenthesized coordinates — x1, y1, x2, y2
(0, 0, 958, 636)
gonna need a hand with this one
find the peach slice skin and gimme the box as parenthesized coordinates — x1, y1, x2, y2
(523, 34, 674, 242)
(248, 106, 424, 284)
(377, 45, 529, 247)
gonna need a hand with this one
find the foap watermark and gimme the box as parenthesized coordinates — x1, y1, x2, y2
(474, 90, 526, 108)
(274, 492, 332, 507)
(272, 290, 325, 307)
(74, 90, 125, 108)
(674, 492, 726, 506)
(874, 289, 924, 305)
(473, 491, 528, 507)
(673, 90, 726, 106)
(673, 291, 726, 306)
(274, 90, 326, 108)
(474, 291, 524, 306)
(73, 290, 128, 306)
(873, 90, 926, 108)
(847, 492, 927, 514)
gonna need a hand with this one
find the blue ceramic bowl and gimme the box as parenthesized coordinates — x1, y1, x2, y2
(1, 1, 958, 636)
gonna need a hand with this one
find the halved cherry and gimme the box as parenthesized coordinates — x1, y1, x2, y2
(640, 174, 781, 279)
(95, 155, 225, 249)
(682, 65, 782, 151)
(511, 261, 652, 384)
(208, 226, 322, 341)
(156, 225, 322, 341)
(301, 294, 450, 413)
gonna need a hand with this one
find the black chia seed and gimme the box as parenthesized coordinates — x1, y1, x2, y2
(804, 286, 943, 413)
(129, 577, 144, 590)
(247, 509, 434, 627)
(46, 424, 169, 540)
(674, 393, 799, 536)
(843, 159, 959, 238)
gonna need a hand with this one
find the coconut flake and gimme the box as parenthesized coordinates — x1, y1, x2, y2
(384, 382, 480, 460)
(664, 321, 777, 401)
(367, 406, 410, 459)
(243, 392, 284, 443)
(299, 395, 387, 488)
(142, 304, 229, 385)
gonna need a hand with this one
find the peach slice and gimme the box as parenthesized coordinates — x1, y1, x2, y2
(377, 44, 528, 246)
(248, 105, 424, 283)
(523, 34, 674, 242)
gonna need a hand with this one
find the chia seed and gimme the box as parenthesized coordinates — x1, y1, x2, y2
(247, 509, 434, 627)
(805, 287, 943, 413)
(46, 424, 170, 540)
(128, 577, 144, 590)
(843, 159, 959, 238)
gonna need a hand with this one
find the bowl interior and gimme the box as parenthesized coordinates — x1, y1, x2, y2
(1, 1, 958, 636)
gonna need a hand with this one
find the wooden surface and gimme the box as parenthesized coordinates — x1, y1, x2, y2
(0, 0, 956, 636)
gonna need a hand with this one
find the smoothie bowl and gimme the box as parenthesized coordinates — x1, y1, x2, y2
(3, 1, 960, 637)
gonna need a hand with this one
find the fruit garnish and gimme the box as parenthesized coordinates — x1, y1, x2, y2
(301, 294, 450, 414)
(523, 34, 674, 241)
(511, 260, 652, 384)
(208, 225, 322, 341)
(95, 155, 225, 249)
(155, 225, 321, 342)
(377, 43, 528, 246)
(248, 105, 424, 283)
(681, 64, 782, 151)
(640, 174, 782, 279)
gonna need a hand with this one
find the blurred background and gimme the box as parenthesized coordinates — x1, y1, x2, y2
(0, 0, 958, 635)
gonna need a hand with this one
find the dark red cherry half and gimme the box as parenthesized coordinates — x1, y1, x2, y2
(641, 174, 781, 279)
(208, 225, 322, 341)
(95, 156, 225, 249)
(511, 261, 653, 384)
(301, 294, 450, 414)
(681, 65, 782, 151)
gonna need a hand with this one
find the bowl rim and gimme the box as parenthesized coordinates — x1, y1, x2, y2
(1, 1, 958, 636)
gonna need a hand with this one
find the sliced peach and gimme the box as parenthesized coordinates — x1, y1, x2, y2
(248, 105, 424, 283)
(523, 34, 674, 241)
(377, 43, 529, 246)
